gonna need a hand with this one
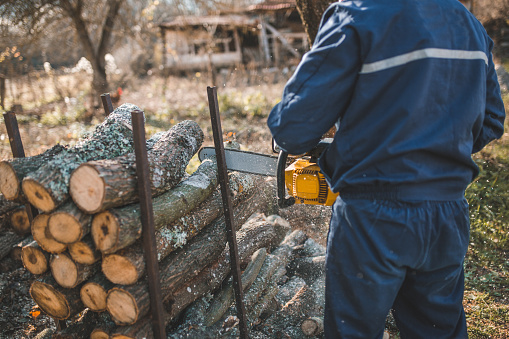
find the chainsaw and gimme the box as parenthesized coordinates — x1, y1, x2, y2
(198, 138, 339, 208)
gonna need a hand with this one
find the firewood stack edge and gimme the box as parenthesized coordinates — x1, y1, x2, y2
(0, 103, 326, 339)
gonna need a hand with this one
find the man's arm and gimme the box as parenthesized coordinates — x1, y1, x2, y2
(267, 5, 361, 155)
(472, 44, 506, 153)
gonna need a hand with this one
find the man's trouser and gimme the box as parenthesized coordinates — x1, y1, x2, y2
(324, 195, 470, 339)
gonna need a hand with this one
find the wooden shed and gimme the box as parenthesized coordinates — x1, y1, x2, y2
(159, 0, 307, 71)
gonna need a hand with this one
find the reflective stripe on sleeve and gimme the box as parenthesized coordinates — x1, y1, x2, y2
(360, 48, 488, 74)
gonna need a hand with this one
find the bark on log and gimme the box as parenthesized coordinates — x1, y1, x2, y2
(69, 120, 204, 214)
(92, 158, 219, 254)
(50, 252, 100, 289)
(7, 206, 30, 235)
(0, 193, 21, 215)
(30, 274, 84, 320)
(166, 214, 290, 322)
(101, 171, 256, 285)
(48, 201, 92, 244)
(22, 103, 140, 213)
(21, 240, 50, 275)
(31, 213, 67, 254)
(105, 181, 275, 325)
(80, 273, 116, 312)
(301, 316, 324, 336)
(0, 229, 24, 261)
(110, 317, 153, 339)
(68, 235, 101, 265)
(0, 144, 66, 203)
(52, 310, 115, 339)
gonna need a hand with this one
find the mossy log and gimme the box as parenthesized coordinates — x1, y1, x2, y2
(7, 206, 30, 235)
(0, 193, 21, 215)
(105, 182, 274, 325)
(31, 213, 67, 254)
(80, 273, 116, 312)
(0, 229, 24, 261)
(21, 240, 50, 275)
(30, 274, 84, 320)
(166, 215, 291, 322)
(68, 235, 101, 265)
(50, 252, 100, 289)
(69, 120, 204, 214)
(0, 144, 67, 203)
(22, 103, 141, 213)
(48, 201, 92, 244)
(92, 158, 219, 254)
(101, 171, 256, 285)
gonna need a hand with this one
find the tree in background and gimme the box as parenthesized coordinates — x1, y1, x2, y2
(295, 0, 335, 46)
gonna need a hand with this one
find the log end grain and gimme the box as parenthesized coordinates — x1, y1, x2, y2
(9, 207, 30, 235)
(32, 214, 67, 254)
(21, 245, 48, 275)
(68, 240, 100, 265)
(301, 316, 324, 336)
(30, 281, 71, 320)
(50, 253, 78, 289)
(80, 282, 108, 312)
(91, 211, 119, 253)
(0, 161, 19, 200)
(102, 254, 139, 285)
(106, 288, 139, 325)
(48, 212, 82, 244)
(69, 165, 104, 214)
(22, 178, 56, 212)
(90, 329, 110, 339)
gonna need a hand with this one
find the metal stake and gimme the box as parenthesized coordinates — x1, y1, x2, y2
(207, 86, 248, 338)
(3, 112, 65, 330)
(131, 110, 166, 339)
(100, 93, 114, 115)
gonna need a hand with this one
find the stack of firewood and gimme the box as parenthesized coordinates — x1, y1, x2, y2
(0, 103, 326, 338)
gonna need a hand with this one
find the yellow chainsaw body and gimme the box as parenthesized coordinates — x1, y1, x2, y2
(284, 158, 338, 206)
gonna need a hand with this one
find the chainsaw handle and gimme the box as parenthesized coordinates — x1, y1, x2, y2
(276, 150, 295, 208)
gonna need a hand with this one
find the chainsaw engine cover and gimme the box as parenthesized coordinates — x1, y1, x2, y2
(284, 158, 338, 206)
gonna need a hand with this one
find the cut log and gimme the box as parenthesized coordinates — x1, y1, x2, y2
(21, 240, 50, 275)
(48, 201, 92, 244)
(30, 274, 84, 320)
(287, 255, 325, 285)
(22, 103, 141, 213)
(50, 252, 100, 288)
(68, 235, 101, 265)
(105, 181, 275, 325)
(92, 157, 219, 254)
(7, 206, 30, 235)
(31, 213, 67, 254)
(0, 230, 24, 261)
(101, 171, 256, 284)
(70, 120, 204, 214)
(0, 193, 21, 215)
(9, 235, 33, 262)
(52, 309, 115, 339)
(0, 144, 66, 202)
(110, 317, 153, 339)
(80, 273, 116, 312)
(301, 316, 324, 336)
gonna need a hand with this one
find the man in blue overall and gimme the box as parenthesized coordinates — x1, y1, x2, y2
(267, 1, 506, 338)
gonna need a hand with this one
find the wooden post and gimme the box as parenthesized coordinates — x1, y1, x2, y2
(131, 110, 166, 339)
(207, 86, 248, 338)
(100, 93, 113, 115)
(0, 75, 5, 110)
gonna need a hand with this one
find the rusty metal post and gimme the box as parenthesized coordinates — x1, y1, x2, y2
(131, 110, 166, 339)
(207, 86, 248, 338)
(100, 93, 114, 115)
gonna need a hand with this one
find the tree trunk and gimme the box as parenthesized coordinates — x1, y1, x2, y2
(91, 157, 219, 254)
(80, 274, 116, 312)
(30, 274, 84, 320)
(69, 120, 203, 214)
(50, 252, 100, 289)
(22, 103, 140, 213)
(21, 240, 50, 275)
(31, 213, 67, 254)
(68, 235, 101, 265)
(105, 182, 275, 325)
(101, 171, 257, 285)
(295, 0, 336, 46)
(0, 144, 67, 203)
(48, 201, 92, 244)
